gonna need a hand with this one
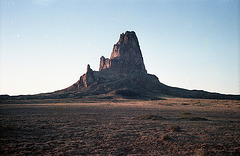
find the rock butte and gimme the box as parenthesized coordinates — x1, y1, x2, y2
(0, 31, 239, 101)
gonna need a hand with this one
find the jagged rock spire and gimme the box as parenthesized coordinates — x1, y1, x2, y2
(86, 64, 93, 73)
(79, 64, 95, 87)
(99, 31, 147, 73)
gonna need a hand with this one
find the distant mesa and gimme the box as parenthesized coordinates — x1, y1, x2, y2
(0, 31, 239, 101)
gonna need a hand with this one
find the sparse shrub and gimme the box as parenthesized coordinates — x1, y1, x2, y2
(138, 114, 163, 120)
(178, 113, 208, 121)
(168, 126, 181, 132)
(177, 112, 192, 120)
(159, 134, 171, 141)
(182, 112, 191, 116)
(190, 117, 208, 121)
(195, 148, 209, 156)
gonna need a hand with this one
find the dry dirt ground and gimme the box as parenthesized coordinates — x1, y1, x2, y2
(0, 98, 240, 155)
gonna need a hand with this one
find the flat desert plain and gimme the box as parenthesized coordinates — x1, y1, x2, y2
(0, 98, 240, 155)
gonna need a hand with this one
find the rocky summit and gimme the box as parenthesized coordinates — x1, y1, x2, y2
(99, 31, 146, 73)
(0, 31, 239, 101)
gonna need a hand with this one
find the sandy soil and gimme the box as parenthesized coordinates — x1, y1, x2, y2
(0, 98, 240, 155)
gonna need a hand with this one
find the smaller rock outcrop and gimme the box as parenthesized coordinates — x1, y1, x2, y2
(99, 56, 110, 71)
(79, 64, 95, 87)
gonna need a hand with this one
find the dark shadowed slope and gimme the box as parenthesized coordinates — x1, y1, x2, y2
(0, 31, 239, 101)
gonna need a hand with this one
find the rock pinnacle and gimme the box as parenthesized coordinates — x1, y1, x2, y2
(99, 31, 147, 73)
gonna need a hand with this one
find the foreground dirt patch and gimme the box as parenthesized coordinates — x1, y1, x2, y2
(0, 98, 240, 155)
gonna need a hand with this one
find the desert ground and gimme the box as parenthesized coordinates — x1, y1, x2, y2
(0, 98, 240, 155)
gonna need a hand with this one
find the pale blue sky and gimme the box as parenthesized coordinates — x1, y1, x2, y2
(0, 0, 239, 95)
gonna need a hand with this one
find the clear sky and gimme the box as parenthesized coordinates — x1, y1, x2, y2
(0, 0, 239, 95)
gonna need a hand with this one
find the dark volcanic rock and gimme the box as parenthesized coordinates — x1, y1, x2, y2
(99, 31, 147, 73)
(0, 31, 239, 101)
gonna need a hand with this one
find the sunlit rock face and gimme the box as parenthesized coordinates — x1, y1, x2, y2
(99, 31, 147, 73)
